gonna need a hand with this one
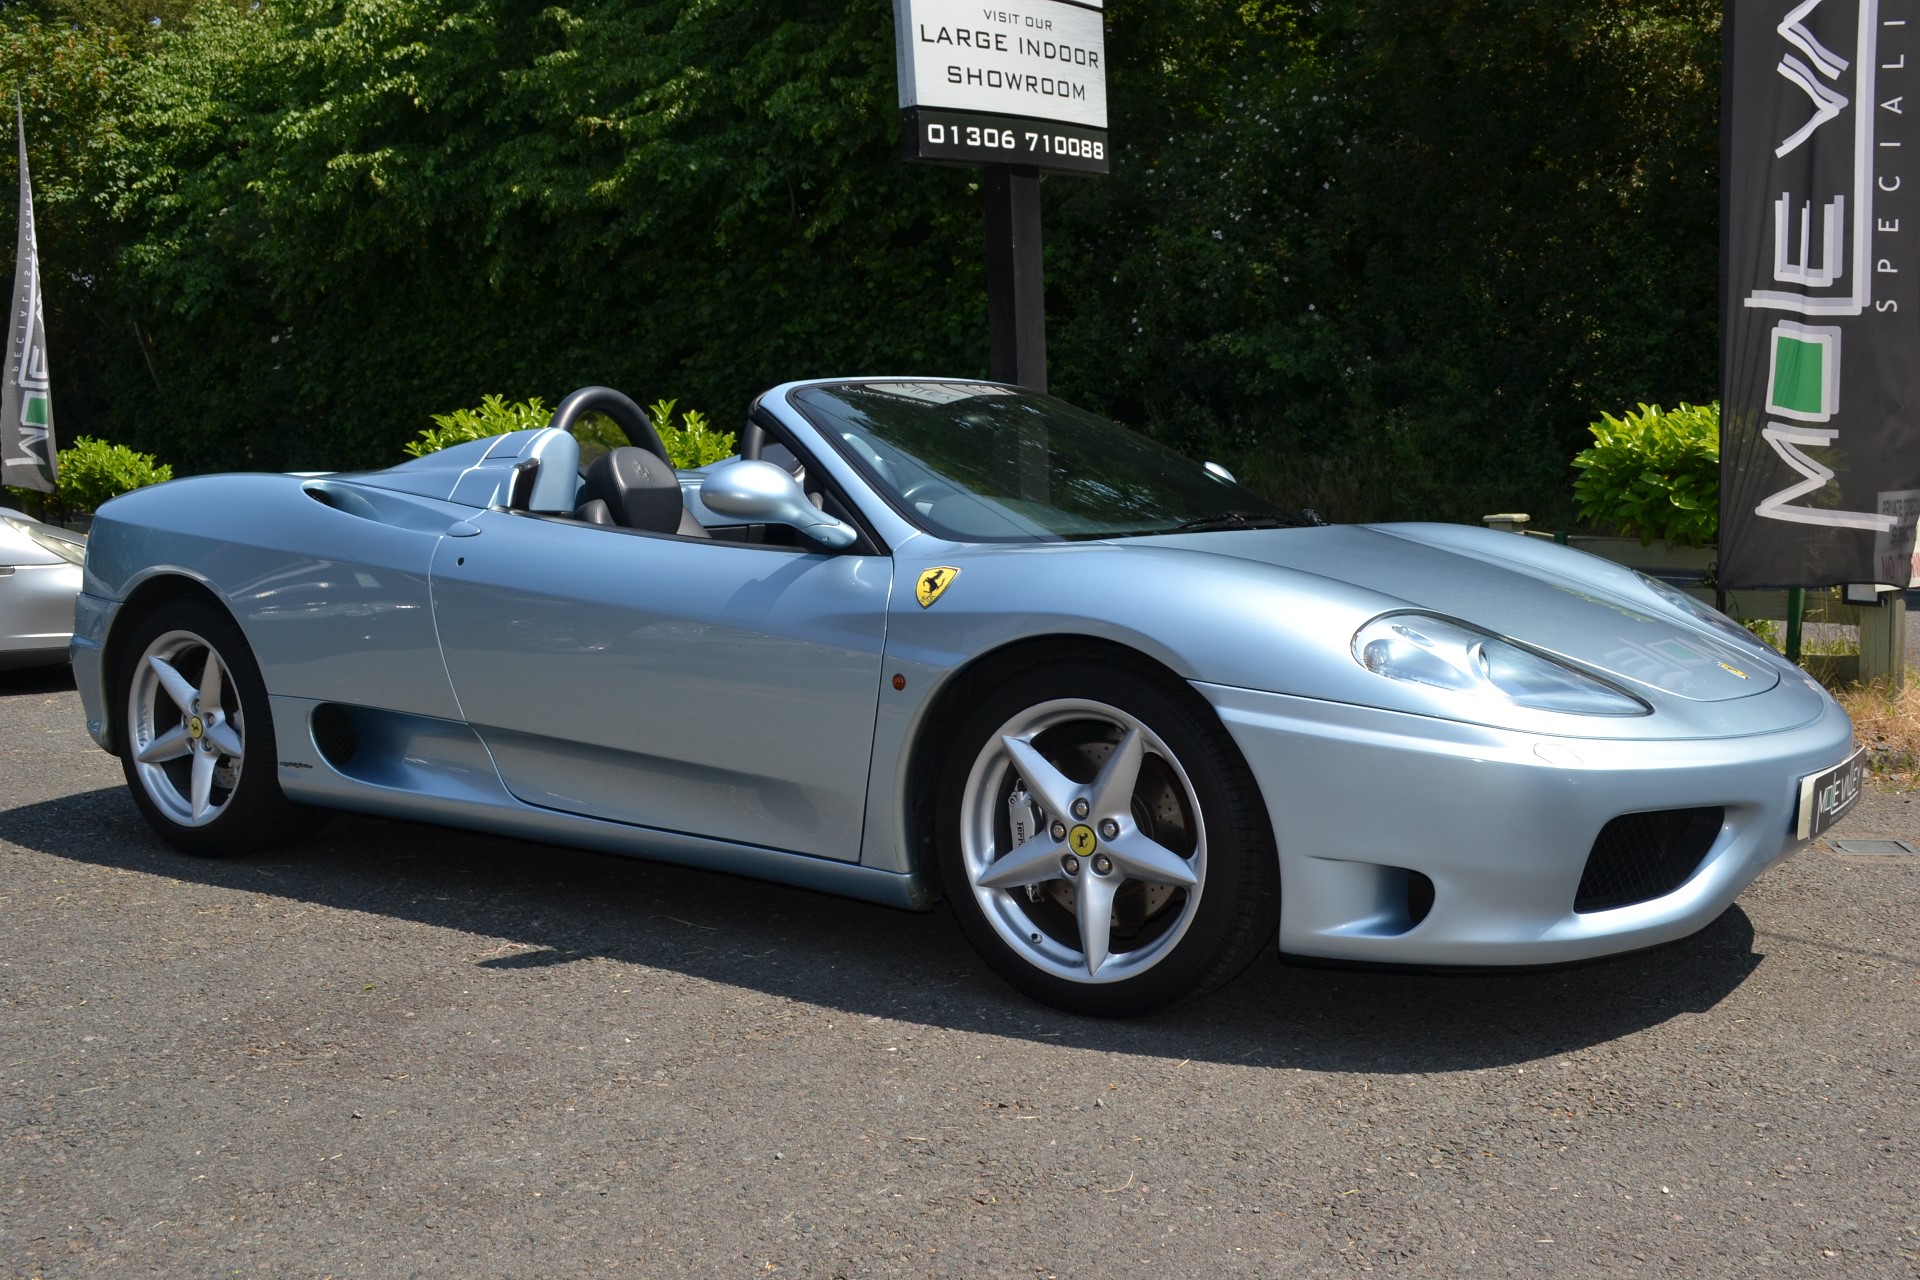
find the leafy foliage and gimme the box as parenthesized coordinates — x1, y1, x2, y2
(404, 395, 554, 458)
(1048, 0, 1722, 524)
(1572, 402, 1720, 547)
(569, 413, 632, 468)
(649, 399, 737, 470)
(404, 393, 734, 470)
(6, 0, 1725, 525)
(62, 0, 984, 475)
(4, 436, 175, 517)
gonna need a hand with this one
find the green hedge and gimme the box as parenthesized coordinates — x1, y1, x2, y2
(1572, 402, 1719, 547)
(7, 0, 1723, 525)
(404, 394, 736, 471)
(4, 435, 175, 518)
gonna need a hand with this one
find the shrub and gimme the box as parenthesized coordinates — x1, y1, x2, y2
(1571, 401, 1719, 547)
(5, 436, 175, 518)
(569, 412, 630, 465)
(649, 399, 737, 470)
(404, 394, 552, 457)
(404, 395, 735, 471)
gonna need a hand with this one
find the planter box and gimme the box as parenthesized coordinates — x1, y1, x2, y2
(1529, 533, 1794, 619)
(1492, 522, 1902, 685)
(1560, 534, 1715, 579)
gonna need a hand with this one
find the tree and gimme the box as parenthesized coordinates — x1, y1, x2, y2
(6, 0, 1725, 523)
(97, 0, 989, 470)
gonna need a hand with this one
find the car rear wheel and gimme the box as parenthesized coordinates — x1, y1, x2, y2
(116, 598, 301, 858)
(937, 660, 1278, 1016)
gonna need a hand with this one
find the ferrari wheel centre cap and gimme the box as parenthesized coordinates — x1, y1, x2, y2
(187, 716, 205, 740)
(1068, 824, 1098, 857)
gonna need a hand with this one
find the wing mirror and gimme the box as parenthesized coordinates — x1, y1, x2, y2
(699, 459, 859, 549)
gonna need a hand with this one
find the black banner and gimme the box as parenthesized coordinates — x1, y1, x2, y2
(1721, 0, 1920, 589)
(2, 101, 55, 493)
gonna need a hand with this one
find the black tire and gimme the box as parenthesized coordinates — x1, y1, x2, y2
(114, 597, 302, 858)
(935, 659, 1279, 1016)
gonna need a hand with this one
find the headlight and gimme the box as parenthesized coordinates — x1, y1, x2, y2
(2, 514, 86, 565)
(1352, 614, 1648, 716)
(1635, 573, 1780, 659)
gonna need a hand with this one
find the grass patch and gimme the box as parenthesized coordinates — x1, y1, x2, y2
(1834, 675, 1920, 788)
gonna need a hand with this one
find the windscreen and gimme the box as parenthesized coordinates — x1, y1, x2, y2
(789, 382, 1290, 543)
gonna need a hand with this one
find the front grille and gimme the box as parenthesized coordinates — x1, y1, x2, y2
(1575, 807, 1723, 913)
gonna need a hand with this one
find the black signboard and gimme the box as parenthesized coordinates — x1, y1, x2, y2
(1721, 0, 1920, 589)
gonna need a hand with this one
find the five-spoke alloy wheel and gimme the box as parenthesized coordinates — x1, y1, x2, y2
(116, 598, 298, 857)
(938, 660, 1278, 1016)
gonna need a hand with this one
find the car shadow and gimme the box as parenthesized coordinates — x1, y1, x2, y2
(0, 664, 75, 695)
(1, 787, 1764, 1073)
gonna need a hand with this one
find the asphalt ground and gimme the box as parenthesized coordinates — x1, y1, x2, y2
(2, 665, 1916, 1278)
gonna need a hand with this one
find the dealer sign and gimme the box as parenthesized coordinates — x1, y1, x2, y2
(892, 0, 1109, 175)
(1720, 0, 1920, 589)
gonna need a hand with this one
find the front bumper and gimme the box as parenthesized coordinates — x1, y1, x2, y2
(1197, 682, 1855, 966)
(70, 590, 118, 752)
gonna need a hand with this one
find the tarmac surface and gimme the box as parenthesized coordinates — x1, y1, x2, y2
(2, 664, 1917, 1278)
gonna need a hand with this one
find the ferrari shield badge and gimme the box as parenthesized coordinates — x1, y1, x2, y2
(915, 566, 960, 608)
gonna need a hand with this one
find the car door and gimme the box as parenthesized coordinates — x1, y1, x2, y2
(429, 510, 892, 860)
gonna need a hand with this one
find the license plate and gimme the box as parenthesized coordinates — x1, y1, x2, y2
(1796, 746, 1867, 841)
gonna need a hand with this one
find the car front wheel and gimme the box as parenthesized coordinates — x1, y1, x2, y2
(116, 598, 300, 858)
(937, 660, 1278, 1016)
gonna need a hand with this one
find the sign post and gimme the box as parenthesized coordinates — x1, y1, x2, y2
(893, 0, 1108, 390)
(984, 166, 1046, 389)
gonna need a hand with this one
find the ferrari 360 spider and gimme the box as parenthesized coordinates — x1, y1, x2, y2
(70, 380, 1861, 1015)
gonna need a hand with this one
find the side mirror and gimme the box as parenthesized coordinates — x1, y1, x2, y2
(699, 460, 858, 549)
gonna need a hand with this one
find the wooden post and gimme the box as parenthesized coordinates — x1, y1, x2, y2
(1859, 593, 1907, 688)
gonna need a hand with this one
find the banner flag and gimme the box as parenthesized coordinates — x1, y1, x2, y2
(3, 95, 56, 493)
(1720, 0, 1918, 589)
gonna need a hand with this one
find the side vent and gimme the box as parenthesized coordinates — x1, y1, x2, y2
(302, 482, 382, 522)
(311, 703, 359, 768)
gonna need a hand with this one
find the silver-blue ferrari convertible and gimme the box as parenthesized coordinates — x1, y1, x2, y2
(70, 380, 1862, 1015)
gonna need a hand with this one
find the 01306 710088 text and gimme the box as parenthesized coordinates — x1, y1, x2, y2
(923, 120, 1103, 161)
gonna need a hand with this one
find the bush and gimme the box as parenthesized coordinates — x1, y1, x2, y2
(5, 436, 174, 518)
(649, 399, 736, 469)
(1571, 401, 1719, 547)
(404, 395, 553, 457)
(405, 394, 736, 471)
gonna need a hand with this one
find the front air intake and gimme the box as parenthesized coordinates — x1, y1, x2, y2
(1575, 807, 1724, 913)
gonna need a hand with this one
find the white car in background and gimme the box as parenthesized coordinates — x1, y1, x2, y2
(1, 508, 84, 670)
